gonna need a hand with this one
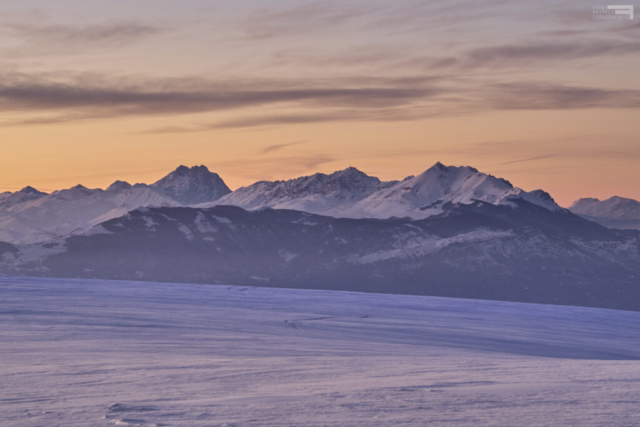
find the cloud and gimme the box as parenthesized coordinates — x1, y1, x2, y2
(270, 44, 415, 69)
(141, 104, 461, 133)
(366, 0, 518, 35)
(407, 39, 640, 72)
(262, 141, 308, 154)
(265, 36, 640, 81)
(1, 21, 163, 56)
(485, 82, 640, 110)
(214, 154, 336, 184)
(0, 22, 165, 56)
(240, 0, 548, 41)
(464, 40, 640, 68)
(0, 71, 442, 125)
(2, 66, 639, 130)
(142, 80, 640, 132)
(242, 1, 371, 39)
(497, 155, 557, 166)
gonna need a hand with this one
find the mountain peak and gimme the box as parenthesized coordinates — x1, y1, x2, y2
(608, 196, 634, 203)
(212, 166, 389, 212)
(0, 185, 48, 209)
(425, 162, 481, 176)
(106, 180, 133, 192)
(19, 186, 45, 195)
(174, 165, 210, 175)
(569, 195, 640, 221)
(151, 165, 231, 205)
(332, 167, 369, 179)
(431, 161, 448, 172)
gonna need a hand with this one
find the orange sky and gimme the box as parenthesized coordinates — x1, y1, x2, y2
(1, 0, 639, 206)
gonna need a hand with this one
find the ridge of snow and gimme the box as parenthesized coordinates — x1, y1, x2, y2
(498, 188, 563, 212)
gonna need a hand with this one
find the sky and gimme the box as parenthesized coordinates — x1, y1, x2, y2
(0, 0, 639, 206)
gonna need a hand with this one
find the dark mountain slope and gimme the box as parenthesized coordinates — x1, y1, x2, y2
(3, 200, 638, 310)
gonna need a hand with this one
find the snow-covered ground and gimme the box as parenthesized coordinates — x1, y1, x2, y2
(2, 277, 640, 426)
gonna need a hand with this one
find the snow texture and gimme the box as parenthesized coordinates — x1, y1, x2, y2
(2, 276, 640, 426)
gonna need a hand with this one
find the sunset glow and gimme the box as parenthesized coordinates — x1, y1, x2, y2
(1, 0, 639, 206)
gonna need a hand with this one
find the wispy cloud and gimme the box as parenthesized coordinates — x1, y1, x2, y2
(141, 104, 463, 133)
(427, 40, 640, 71)
(2, 66, 639, 130)
(485, 82, 640, 110)
(261, 141, 308, 154)
(242, 1, 372, 39)
(497, 155, 556, 166)
(0, 21, 163, 56)
(214, 154, 336, 184)
(0, 71, 443, 125)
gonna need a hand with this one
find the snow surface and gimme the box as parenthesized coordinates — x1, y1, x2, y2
(2, 277, 640, 426)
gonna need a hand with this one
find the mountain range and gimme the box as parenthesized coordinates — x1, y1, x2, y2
(205, 162, 562, 218)
(569, 196, 640, 231)
(0, 165, 230, 244)
(1, 162, 564, 244)
(2, 162, 639, 311)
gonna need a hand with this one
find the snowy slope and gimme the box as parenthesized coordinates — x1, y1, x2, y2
(6, 201, 638, 311)
(0, 165, 232, 244)
(2, 276, 640, 426)
(337, 163, 562, 219)
(208, 167, 398, 213)
(0, 184, 180, 244)
(0, 186, 48, 209)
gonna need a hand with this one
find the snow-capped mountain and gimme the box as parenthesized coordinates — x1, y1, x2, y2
(151, 165, 231, 205)
(337, 162, 561, 218)
(569, 196, 640, 230)
(570, 196, 640, 220)
(0, 163, 577, 244)
(0, 184, 180, 244)
(208, 167, 398, 213)
(212, 162, 562, 219)
(106, 180, 133, 192)
(0, 165, 232, 244)
(3, 199, 638, 311)
(0, 186, 48, 209)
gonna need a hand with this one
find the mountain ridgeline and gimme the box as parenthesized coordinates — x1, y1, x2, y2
(0, 165, 231, 244)
(1, 162, 639, 311)
(569, 196, 640, 231)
